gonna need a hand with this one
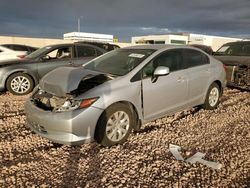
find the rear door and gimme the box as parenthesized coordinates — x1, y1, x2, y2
(37, 45, 73, 78)
(142, 49, 188, 121)
(72, 44, 104, 66)
(183, 49, 211, 106)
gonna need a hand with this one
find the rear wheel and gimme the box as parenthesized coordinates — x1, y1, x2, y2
(202, 82, 220, 110)
(95, 103, 134, 147)
(6, 73, 34, 95)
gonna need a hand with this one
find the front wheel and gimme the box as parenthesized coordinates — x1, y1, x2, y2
(6, 73, 34, 95)
(202, 83, 220, 110)
(95, 103, 134, 147)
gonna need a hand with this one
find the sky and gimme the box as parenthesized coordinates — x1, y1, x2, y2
(0, 0, 250, 42)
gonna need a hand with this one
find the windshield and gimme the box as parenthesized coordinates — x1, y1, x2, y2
(26, 46, 52, 59)
(214, 44, 241, 56)
(84, 49, 155, 76)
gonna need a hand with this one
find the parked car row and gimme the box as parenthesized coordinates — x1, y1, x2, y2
(1, 40, 249, 95)
(0, 40, 247, 147)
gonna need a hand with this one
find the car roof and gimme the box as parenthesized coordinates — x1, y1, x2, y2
(44, 43, 105, 48)
(0, 45, 14, 51)
(3, 44, 28, 46)
(123, 44, 194, 50)
(75, 41, 118, 45)
(223, 41, 250, 46)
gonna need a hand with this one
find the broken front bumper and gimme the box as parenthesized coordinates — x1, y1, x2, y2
(25, 99, 104, 145)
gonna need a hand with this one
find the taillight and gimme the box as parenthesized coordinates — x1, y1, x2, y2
(223, 64, 227, 72)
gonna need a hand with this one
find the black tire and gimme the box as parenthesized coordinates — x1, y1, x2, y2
(6, 73, 34, 95)
(202, 82, 220, 110)
(95, 103, 135, 147)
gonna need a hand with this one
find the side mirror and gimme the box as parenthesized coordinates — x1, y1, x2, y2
(152, 66, 170, 83)
(40, 55, 50, 61)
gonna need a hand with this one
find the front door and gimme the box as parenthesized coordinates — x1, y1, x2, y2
(37, 46, 73, 78)
(142, 49, 188, 121)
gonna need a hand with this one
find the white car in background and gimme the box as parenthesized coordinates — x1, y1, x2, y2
(0, 45, 27, 62)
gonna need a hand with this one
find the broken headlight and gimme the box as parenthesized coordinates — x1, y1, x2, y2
(53, 97, 99, 112)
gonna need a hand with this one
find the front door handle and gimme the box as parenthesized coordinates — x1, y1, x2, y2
(177, 77, 183, 82)
(177, 76, 186, 83)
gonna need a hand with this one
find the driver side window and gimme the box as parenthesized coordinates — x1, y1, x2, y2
(45, 47, 72, 60)
(143, 49, 182, 78)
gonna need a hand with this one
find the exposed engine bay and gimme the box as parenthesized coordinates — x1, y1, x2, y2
(32, 74, 113, 111)
(226, 64, 250, 90)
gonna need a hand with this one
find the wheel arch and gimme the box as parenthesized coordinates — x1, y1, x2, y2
(5, 70, 38, 88)
(202, 79, 223, 104)
(99, 100, 141, 131)
(213, 80, 223, 96)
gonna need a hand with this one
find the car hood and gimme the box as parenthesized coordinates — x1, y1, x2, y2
(39, 67, 114, 97)
(214, 55, 250, 66)
(0, 58, 32, 66)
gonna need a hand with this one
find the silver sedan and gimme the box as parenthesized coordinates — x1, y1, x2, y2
(25, 45, 226, 146)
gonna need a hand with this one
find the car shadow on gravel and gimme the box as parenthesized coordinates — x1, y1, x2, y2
(61, 143, 102, 187)
(137, 107, 201, 134)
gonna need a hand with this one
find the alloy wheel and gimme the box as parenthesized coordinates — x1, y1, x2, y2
(10, 76, 31, 94)
(208, 87, 219, 107)
(106, 111, 130, 142)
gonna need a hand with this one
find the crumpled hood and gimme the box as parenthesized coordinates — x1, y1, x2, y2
(39, 67, 103, 97)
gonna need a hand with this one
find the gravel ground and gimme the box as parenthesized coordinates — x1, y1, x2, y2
(0, 89, 249, 188)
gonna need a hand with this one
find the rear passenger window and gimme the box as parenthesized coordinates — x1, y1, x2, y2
(242, 44, 250, 56)
(76, 46, 97, 57)
(184, 49, 209, 68)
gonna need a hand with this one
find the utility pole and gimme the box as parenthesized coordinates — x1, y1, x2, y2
(78, 18, 80, 32)
(77, 16, 83, 33)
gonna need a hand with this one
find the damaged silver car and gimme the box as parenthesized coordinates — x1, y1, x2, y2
(25, 45, 226, 146)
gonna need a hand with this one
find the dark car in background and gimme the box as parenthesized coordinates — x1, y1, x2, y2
(0, 43, 106, 95)
(214, 41, 250, 90)
(2, 44, 38, 55)
(189, 44, 213, 55)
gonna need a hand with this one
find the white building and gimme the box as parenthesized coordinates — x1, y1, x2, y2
(131, 33, 243, 51)
(64, 32, 114, 43)
(188, 34, 242, 51)
(132, 34, 188, 45)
